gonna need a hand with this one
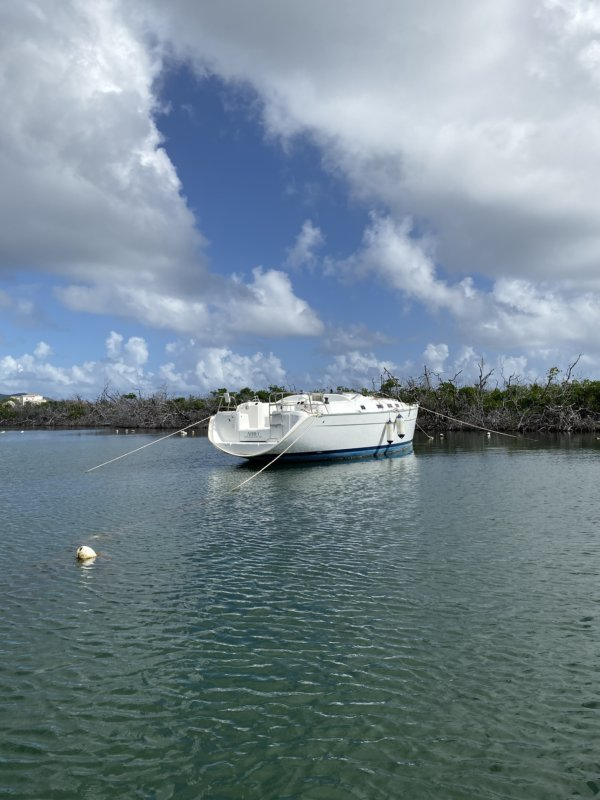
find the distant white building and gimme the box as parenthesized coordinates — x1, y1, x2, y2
(10, 393, 47, 406)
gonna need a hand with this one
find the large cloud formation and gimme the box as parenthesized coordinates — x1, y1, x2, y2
(0, 0, 322, 343)
(137, 0, 600, 284)
(132, 0, 600, 376)
(0, 1, 199, 283)
(2, 0, 600, 396)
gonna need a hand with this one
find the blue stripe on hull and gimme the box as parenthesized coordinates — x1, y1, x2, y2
(250, 440, 414, 463)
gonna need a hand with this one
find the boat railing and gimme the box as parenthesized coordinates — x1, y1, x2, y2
(216, 392, 237, 411)
(269, 391, 324, 416)
(269, 391, 292, 407)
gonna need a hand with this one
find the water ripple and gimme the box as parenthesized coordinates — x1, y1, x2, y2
(1, 433, 600, 798)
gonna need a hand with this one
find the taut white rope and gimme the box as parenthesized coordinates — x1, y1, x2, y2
(85, 416, 212, 473)
(225, 416, 318, 493)
(419, 406, 534, 440)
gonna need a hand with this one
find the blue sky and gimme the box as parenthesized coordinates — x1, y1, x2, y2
(2, 0, 600, 399)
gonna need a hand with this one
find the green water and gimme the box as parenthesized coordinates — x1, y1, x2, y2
(1, 430, 599, 799)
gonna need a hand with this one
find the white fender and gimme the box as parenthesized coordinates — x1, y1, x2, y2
(385, 421, 394, 443)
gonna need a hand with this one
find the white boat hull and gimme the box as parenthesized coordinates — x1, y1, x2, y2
(208, 393, 419, 462)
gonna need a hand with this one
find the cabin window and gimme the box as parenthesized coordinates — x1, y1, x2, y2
(376, 403, 384, 409)
(360, 405, 366, 410)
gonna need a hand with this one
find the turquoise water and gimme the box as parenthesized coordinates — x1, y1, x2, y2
(1, 430, 599, 799)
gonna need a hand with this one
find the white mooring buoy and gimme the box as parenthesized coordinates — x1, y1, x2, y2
(76, 545, 97, 560)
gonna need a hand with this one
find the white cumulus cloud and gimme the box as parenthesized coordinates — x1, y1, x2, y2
(134, 0, 600, 285)
(285, 220, 325, 269)
(0, 1, 321, 344)
(322, 351, 397, 391)
(424, 343, 449, 373)
(127, 0, 600, 374)
(226, 268, 324, 337)
(194, 347, 287, 391)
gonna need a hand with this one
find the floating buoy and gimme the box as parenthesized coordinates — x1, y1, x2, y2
(76, 545, 97, 560)
(180, 430, 188, 437)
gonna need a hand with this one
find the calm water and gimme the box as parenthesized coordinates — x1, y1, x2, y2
(1, 429, 599, 799)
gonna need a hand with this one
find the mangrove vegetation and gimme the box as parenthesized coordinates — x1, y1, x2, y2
(2, 359, 600, 433)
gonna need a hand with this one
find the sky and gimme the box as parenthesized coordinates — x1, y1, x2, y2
(2, 0, 600, 400)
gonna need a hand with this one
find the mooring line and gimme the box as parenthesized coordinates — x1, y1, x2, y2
(416, 421, 434, 440)
(418, 405, 535, 440)
(223, 416, 318, 494)
(85, 416, 212, 473)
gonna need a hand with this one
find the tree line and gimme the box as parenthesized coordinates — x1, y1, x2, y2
(2, 361, 600, 433)
(380, 360, 600, 433)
